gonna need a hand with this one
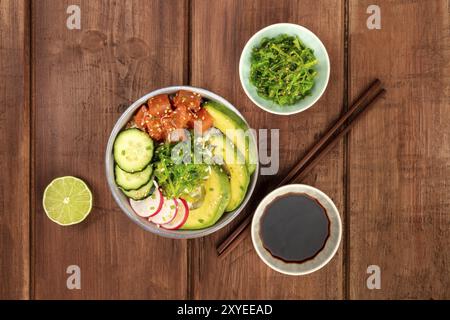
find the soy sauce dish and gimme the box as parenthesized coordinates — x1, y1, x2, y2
(251, 184, 341, 275)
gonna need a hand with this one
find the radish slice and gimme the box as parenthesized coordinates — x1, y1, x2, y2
(150, 198, 178, 225)
(130, 184, 164, 218)
(162, 198, 189, 230)
(148, 187, 164, 217)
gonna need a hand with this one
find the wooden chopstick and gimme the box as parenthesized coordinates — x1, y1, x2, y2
(277, 79, 382, 186)
(291, 88, 386, 182)
(216, 80, 385, 258)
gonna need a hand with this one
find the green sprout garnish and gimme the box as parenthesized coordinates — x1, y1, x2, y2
(153, 141, 209, 199)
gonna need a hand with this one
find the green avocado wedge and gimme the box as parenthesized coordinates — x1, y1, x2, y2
(203, 101, 257, 174)
(208, 134, 250, 212)
(180, 166, 231, 230)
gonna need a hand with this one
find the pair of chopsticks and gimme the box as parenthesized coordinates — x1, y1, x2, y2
(217, 79, 386, 258)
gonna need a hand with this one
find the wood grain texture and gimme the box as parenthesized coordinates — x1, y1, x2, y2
(348, 0, 450, 298)
(190, 0, 345, 299)
(33, 0, 188, 299)
(0, 0, 30, 299)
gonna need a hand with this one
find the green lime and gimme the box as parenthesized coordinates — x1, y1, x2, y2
(43, 176, 93, 226)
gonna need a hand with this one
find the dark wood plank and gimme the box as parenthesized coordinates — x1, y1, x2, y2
(348, 0, 450, 298)
(33, 0, 188, 299)
(0, 0, 30, 300)
(190, 0, 345, 299)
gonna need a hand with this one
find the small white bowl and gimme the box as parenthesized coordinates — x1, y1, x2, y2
(251, 184, 341, 276)
(239, 23, 330, 115)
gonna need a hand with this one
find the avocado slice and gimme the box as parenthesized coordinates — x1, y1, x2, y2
(204, 101, 257, 174)
(180, 166, 231, 230)
(209, 134, 250, 212)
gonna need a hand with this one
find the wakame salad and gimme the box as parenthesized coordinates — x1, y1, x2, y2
(250, 34, 318, 106)
(112, 90, 256, 230)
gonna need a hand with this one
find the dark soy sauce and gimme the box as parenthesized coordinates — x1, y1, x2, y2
(260, 193, 330, 263)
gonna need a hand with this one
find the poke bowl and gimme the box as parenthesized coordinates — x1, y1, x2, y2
(106, 86, 259, 239)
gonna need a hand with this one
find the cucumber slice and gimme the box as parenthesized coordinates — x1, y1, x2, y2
(121, 179, 155, 201)
(113, 128, 154, 173)
(115, 164, 152, 191)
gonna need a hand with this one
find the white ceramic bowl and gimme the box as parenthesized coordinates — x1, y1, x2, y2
(251, 184, 341, 275)
(239, 23, 330, 115)
(106, 86, 259, 239)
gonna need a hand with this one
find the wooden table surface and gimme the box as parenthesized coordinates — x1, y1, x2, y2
(1, 0, 449, 300)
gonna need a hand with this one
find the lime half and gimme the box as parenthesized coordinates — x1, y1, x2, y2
(43, 176, 93, 226)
